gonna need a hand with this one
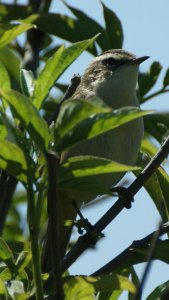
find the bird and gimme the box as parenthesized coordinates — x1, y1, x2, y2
(42, 49, 149, 272)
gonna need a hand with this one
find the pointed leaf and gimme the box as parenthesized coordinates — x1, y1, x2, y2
(65, 3, 109, 51)
(23, 13, 98, 55)
(102, 2, 123, 48)
(20, 69, 35, 97)
(59, 155, 139, 194)
(0, 89, 50, 150)
(0, 47, 20, 84)
(147, 280, 169, 300)
(163, 68, 169, 88)
(55, 98, 151, 153)
(0, 62, 10, 90)
(0, 23, 35, 48)
(34, 36, 99, 109)
(0, 139, 27, 182)
(138, 62, 162, 100)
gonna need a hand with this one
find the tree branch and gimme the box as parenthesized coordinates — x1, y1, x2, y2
(62, 135, 169, 272)
(92, 221, 169, 276)
(45, 151, 63, 299)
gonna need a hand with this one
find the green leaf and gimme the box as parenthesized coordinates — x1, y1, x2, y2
(0, 4, 28, 22)
(0, 23, 35, 49)
(141, 139, 169, 222)
(0, 47, 20, 84)
(0, 62, 10, 90)
(20, 69, 35, 97)
(55, 98, 151, 153)
(65, 3, 109, 51)
(0, 279, 7, 298)
(34, 35, 98, 109)
(0, 118, 7, 139)
(0, 238, 14, 263)
(138, 62, 162, 100)
(102, 2, 123, 48)
(59, 156, 139, 180)
(0, 139, 27, 182)
(64, 275, 135, 300)
(0, 89, 50, 150)
(15, 251, 32, 273)
(144, 113, 169, 143)
(136, 146, 169, 223)
(22, 13, 98, 55)
(163, 68, 169, 88)
(147, 280, 169, 300)
(59, 155, 139, 193)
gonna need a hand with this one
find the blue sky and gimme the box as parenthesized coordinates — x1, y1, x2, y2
(51, 1, 169, 299)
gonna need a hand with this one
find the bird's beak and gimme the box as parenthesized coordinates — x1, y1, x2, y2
(132, 56, 150, 64)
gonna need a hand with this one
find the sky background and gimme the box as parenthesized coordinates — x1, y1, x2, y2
(49, 1, 169, 299)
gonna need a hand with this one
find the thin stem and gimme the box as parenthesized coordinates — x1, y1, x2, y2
(27, 182, 43, 300)
(142, 88, 169, 102)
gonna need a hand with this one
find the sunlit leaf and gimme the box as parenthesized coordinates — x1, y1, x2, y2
(0, 139, 27, 182)
(0, 23, 35, 48)
(0, 89, 50, 150)
(64, 275, 135, 300)
(55, 98, 151, 153)
(0, 47, 20, 84)
(34, 35, 99, 109)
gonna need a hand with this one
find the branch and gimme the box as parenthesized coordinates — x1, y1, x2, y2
(142, 88, 169, 103)
(62, 134, 169, 272)
(92, 222, 169, 276)
(45, 151, 64, 299)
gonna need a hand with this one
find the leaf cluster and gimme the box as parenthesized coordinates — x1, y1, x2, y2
(0, 1, 168, 299)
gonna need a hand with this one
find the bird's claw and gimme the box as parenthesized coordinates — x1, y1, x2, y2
(111, 186, 134, 209)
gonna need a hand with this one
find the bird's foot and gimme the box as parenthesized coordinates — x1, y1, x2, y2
(111, 186, 134, 209)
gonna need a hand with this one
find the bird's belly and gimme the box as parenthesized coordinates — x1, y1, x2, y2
(61, 118, 143, 202)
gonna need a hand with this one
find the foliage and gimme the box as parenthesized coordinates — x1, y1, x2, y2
(0, 1, 168, 299)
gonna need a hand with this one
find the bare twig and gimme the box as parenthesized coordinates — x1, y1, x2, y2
(62, 135, 169, 272)
(45, 151, 64, 300)
(47, 74, 81, 126)
(92, 221, 169, 276)
(134, 222, 162, 300)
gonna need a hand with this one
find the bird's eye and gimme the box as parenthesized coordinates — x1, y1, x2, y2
(103, 57, 116, 66)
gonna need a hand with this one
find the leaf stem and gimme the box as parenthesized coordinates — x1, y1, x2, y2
(142, 88, 169, 102)
(27, 181, 43, 300)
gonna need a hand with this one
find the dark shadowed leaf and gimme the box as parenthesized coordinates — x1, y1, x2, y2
(102, 2, 123, 49)
(34, 35, 98, 109)
(0, 4, 28, 22)
(23, 13, 98, 55)
(163, 68, 169, 88)
(138, 62, 162, 100)
(144, 113, 169, 143)
(65, 3, 110, 51)
(0, 89, 50, 150)
(55, 98, 151, 153)
(147, 280, 169, 300)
